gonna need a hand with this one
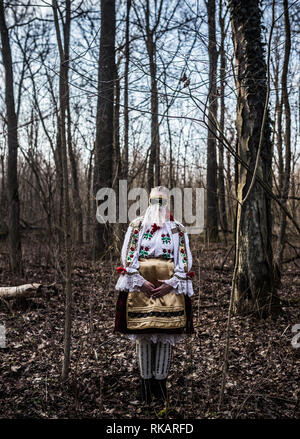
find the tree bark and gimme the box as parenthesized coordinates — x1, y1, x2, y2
(86, 146, 94, 243)
(0, 0, 23, 274)
(52, 0, 73, 380)
(0, 283, 57, 299)
(276, 0, 291, 269)
(93, 0, 115, 258)
(218, 0, 228, 236)
(54, 121, 64, 247)
(122, 0, 131, 180)
(206, 0, 219, 242)
(229, 0, 281, 317)
(113, 57, 121, 187)
(67, 102, 84, 244)
(143, 0, 161, 192)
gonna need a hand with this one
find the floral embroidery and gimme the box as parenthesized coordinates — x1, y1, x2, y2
(139, 245, 149, 257)
(143, 229, 153, 240)
(126, 227, 141, 265)
(162, 248, 172, 259)
(127, 246, 135, 262)
(151, 223, 161, 234)
(161, 233, 171, 244)
(143, 223, 161, 240)
(178, 230, 188, 270)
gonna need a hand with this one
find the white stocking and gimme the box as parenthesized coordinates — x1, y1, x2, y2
(136, 340, 152, 379)
(154, 341, 172, 380)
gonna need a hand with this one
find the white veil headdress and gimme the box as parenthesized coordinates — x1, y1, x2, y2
(142, 186, 170, 228)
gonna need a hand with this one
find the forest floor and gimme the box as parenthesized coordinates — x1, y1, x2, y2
(0, 231, 299, 419)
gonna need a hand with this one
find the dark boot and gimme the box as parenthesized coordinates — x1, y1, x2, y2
(151, 378, 167, 402)
(150, 377, 160, 399)
(139, 378, 152, 404)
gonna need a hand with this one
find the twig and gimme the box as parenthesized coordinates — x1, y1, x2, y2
(238, 392, 297, 405)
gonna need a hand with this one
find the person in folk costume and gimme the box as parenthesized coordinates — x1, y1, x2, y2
(114, 186, 194, 403)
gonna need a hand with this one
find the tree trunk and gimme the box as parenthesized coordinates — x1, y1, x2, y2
(122, 0, 131, 180)
(218, 0, 228, 236)
(0, 0, 23, 274)
(229, 0, 281, 317)
(113, 58, 122, 254)
(145, 0, 160, 192)
(0, 283, 57, 299)
(52, 0, 73, 380)
(93, 0, 115, 258)
(54, 121, 64, 248)
(86, 146, 94, 243)
(0, 150, 7, 224)
(290, 156, 298, 226)
(276, 0, 291, 269)
(67, 102, 84, 244)
(206, 0, 219, 242)
(226, 130, 234, 230)
(113, 58, 121, 187)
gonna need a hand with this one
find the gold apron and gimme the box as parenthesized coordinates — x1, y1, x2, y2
(126, 258, 186, 330)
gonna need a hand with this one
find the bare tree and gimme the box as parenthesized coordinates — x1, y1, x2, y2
(218, 0, 228, 236)
(275, 0, 292, 270)
(52, 0, 73, 380)
(132, 0, 163, 192)
(122, 0, 132, 180)
(206, 0, 219, 242)
(0, 0, 23, 274)
(93, 0, 116, 258)
(229, 0, 281, 317)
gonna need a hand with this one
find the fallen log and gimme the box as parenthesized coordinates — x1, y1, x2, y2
(0, 283, 56, 299)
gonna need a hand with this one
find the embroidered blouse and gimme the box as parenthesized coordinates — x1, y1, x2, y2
(115, 216, 194, 297)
